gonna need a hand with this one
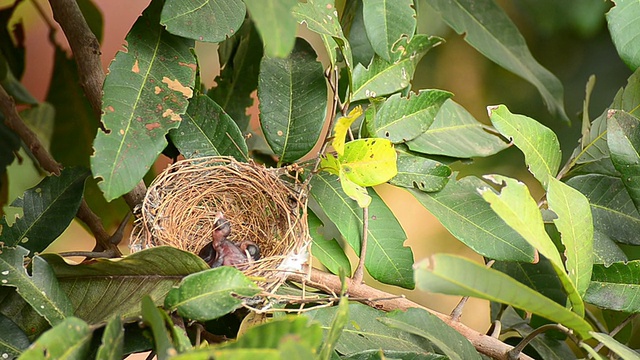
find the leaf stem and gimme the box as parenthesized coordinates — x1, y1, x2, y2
(507, 323, 578, 360)
(592, 313, 638, 354)
(352, 206, 369, 285)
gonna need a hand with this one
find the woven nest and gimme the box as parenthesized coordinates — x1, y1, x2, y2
(129, 156, 310, 293)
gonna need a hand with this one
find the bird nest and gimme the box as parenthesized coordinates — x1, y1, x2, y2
(129, 156, 311, 294)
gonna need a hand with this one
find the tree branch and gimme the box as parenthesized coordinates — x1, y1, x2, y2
(289, 268, 535, 360)
(0, 84, 118, 254)
(48, 0, 104, 123)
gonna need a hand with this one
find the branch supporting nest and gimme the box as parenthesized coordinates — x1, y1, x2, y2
(289, 267, 535, 360)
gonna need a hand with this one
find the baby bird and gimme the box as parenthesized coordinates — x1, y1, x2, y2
(198, 213, 260, 268)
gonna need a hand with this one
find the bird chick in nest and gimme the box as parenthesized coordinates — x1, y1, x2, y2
(198, 212, 260, 268)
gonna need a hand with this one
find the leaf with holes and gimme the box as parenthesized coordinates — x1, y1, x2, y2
(160, 0, 246, 43)
(352, 35, 442, 102)
(389, 151, 451, 192)
(370, 90, 452, 144)
(0, 167, 88, 254)
(293, 0, 353, 70)
(410, 176, 534, 262)
(258, 38, 327, 164)
(340, 138, 397, 187)
(584, 261, 640, 313)
(18, 317, 91, 359)
(169, 95, 247, 160)
(310, 172, 414, 289)
(0, 246, 73, 326)
(488, 105, 561, 188)
(91, 1, 196, 201)
(363, 0, 416, 62)
(407, 100, 508, 158)
(480, 175, 584, 316)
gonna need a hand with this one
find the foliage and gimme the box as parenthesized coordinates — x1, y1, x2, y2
(1, 0, 640, 359)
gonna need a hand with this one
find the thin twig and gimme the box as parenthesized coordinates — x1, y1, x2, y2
(585, 308, 608, 334)
(451, 260, 494, 321)
(352, 206, 368, 285)
(48, 0, 104, 124)
(289, 267, 535, 360)
(311, 65, 340, 175)
(592, 313, 638, 353)
(507, 324, 574, 360)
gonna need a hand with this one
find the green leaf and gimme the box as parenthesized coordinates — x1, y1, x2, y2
(345, 0, 375, 67)
(310, 172, 414, 289)
(389, 151, 450, 192)
(351, 35, 442, 102)
(606, 0, 640, 70)
(488, 105, 561, 188)
(0, 55, 36, 105)
(547, 177, 593, 297)
(141, 296, 176, 360)
(339, 171, 372, 208)
(165, 266, 260, 321)
(380, 308, 481, 360)
(244, 0, 297, 58)
(306, 303, 433, 355)
(590, 332, 640, 360)
(410, 176, 535, 262)
(341, 138, 398, 186)
(566, 174, 640, 245)
(77, 0, 103, 43)
(0, 247, 73, 325)
(0, 167, 88, 254)
(173, 348, 281, 360)
(292, 0, 353, 70)
(47, 45, 129, 229)
(18, 102, 54, 152)
(584, 261, 640, 313)
(0, 313, 30, 358)
(208, 19, 263, 131)
(362, 0, 416, 62)
(160, 0, 246, 43)
(593, 230, 627, 266)
(309, 210, 351, 275)
(223, 316, 322, 350)
(169, 95, 247, 160)
(429, 0, 568, 121)
(608, 110, 640, 213)
(414, 254, 592, 339)
(406, 100, 508, 158)
(370, 90, 452, 143)
(96, 316, 124, 360)
(342, 350, 446, 360)
(17, 317, 91, 360)
(319, 297, 349, 360)
(92, 1, 196, 201)
(480, 175, 584, 316)
(42, 246, 209, 324)
(258, 38, 327, 164)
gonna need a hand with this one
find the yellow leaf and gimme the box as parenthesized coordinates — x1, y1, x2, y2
(333, 106, 363, 155)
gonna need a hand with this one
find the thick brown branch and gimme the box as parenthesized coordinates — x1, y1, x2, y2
(290, 268, 534, 360)
(0, 84, 117, 253)
(0, 85, 62, 175)
(48, 0, 104, 123)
